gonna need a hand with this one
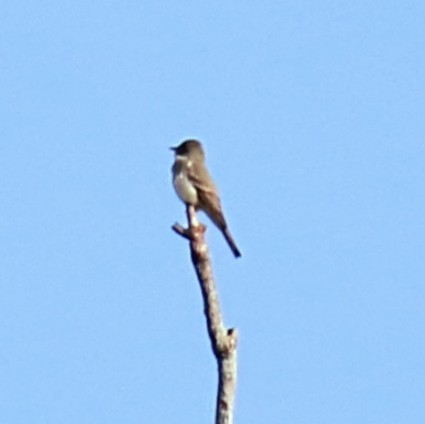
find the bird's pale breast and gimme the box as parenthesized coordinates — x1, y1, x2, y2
(172, 158, 198, 205)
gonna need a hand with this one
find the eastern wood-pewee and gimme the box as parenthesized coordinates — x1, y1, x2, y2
(171, 139, 241, 258)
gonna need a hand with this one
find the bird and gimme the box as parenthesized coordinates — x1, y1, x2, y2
(171, 139, 241, 258)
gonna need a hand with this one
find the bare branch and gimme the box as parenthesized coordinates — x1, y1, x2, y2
(173, 205, 238, 424)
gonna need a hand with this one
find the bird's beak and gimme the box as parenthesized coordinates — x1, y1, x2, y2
(170, 146, 177, 152)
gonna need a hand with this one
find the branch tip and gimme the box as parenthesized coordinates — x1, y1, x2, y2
(171, 223, 192, 240)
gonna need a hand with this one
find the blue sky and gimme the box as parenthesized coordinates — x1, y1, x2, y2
(1, 1, 425, 423)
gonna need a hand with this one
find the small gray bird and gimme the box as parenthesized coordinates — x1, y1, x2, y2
(171, 139, 241, 258)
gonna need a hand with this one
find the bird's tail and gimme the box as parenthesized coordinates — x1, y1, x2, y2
(222, 227, 242, 258)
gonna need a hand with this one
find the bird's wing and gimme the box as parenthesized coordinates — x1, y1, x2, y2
(186, 162, 217, 195)
(187, 162, 226, 229)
